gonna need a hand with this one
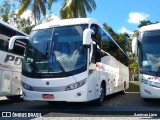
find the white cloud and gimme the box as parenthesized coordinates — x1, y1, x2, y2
(11, 10, 59, 26)
(20, 10, 33, 20)
(20, 10, 36, 25)
(19, 10, 60, 24)
(9, 0, 17, 2)
(118, 27, 133, 34)
(15, 9, 35, 25)
(128, 12, 149, 24)
(42, 14, 60, 23)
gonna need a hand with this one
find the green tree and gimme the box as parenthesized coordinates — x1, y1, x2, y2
(0, 0, 34, 34)
(48, 0, 59, 11)
(129, 58, 138, 80)
(103, 23, 138, 80)
(14, 16, 35, 34)
(103, 23, 129, 54)
(60, 0, 96, 19)
(41, 11, 58, 23)
(0, 0, 13, 23)
(102, 23, 131, 67)
(103, 23, 117, 39)
(17, 0, 55, 25)
(138, 20, 158, 28)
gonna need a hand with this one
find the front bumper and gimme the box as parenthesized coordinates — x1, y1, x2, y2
(22, 83, 89, 102)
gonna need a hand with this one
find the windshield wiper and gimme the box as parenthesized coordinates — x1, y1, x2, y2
(50, 32, 66, 72)
(45, 42, 49, 57)
(52, 38, 65, 72)
(52, 52, 65, 72)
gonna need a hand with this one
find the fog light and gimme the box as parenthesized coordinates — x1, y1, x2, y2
(77, 92, 82, 96)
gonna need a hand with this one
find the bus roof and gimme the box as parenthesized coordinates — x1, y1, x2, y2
(140, 23, 160, 32)
(0, 20, 28, 36)
(33, 18, 99, 30)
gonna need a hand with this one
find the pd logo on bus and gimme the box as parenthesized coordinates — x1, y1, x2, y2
(4, 54, 22, 66)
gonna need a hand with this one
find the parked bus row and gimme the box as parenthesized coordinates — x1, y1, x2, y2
(2, 18, 159, 104)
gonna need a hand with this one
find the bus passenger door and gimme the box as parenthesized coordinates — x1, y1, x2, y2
(0, 70, 12, 95)
(87, 44, 100, 100)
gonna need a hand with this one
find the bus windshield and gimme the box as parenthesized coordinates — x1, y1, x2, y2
(140, 30, 160, 76)
(23, 25, 87, 74)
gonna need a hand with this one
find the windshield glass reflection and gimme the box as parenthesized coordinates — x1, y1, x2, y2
(23, 25, 87, 74)
(140, 30, 160, 75)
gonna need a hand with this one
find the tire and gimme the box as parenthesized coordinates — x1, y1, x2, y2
(120, 82, 126, 95)
(6, 95, 21, 101)
(94, 83, 106, 106)
(120, 90, 125, 95)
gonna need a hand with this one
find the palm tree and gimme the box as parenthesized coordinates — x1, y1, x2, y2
(138, 20, 159, 28)
(17, 0, 57, 25)
(60, 0, 96, 19)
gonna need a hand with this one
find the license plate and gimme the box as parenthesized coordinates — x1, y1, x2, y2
(42, 94, 54, 99)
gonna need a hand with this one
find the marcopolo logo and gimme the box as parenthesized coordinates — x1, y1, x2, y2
(4, 54, 22, 66)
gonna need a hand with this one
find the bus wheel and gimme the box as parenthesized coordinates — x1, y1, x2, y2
(94, 83, 106, 106)
(6, 95, 22, 101)
(120, 82, 126, 95)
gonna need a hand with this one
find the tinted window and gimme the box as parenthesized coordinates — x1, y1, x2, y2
(0, 23, 26, 55)
(139, 30, 160, 74)
(12, 39, 26, 55)
(91, 24, 128, 66)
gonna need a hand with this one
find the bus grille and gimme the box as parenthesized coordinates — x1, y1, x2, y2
(32, 86, 66, 92)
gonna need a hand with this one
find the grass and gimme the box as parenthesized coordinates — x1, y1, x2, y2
(126, 81, 140, 92)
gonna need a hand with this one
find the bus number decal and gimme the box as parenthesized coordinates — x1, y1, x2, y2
(4, 54, 22, 66)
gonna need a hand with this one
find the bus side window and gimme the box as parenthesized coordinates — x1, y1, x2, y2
(91, 44, 101, 63)
(91, 24, 106, 63)
(0, 38, 8, 52)
(11, 39, 26, 56)
(96, 45, 101, 62)
(0, 25, 11, 52)
(90, 24, 101, 45)
(91, 44, 96, 63)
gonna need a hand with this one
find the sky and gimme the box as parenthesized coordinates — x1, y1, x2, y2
(1, 0, 160, 34)
(49, 0, 160, 34)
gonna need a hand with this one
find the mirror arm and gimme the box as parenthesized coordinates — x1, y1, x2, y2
(132, 37, 138, 54)
(90, 41, 93, 63)
(9, 36, 28, 50)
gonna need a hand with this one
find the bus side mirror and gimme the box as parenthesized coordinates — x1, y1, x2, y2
(83, 28, 94, 48)
(132, 37, 138, 54)
(9, 36, 28, 50)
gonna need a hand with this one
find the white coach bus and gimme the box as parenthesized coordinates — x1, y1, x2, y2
(9, 18, 129, 105)
(132, 23, 160, 101)
(0, 20, 27, 100)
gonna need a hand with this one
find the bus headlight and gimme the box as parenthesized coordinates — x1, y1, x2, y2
(22, 82, 33, 91)
(141, 79, 148, 85)
(149, 81, 160, 88)
(65, 78, 87, 91)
